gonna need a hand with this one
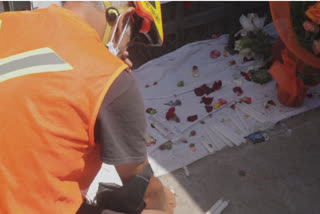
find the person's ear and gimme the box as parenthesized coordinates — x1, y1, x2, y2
(117, 7, 135, 35)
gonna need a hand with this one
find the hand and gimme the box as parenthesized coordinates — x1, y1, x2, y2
(118, 50, 133, 71)
(162, 187, 176, 214)
(144, 177, 176, 214)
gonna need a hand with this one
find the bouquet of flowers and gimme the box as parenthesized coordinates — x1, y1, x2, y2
(290, 2, 320, 85)
(231, 13, 275, 84)
(291, 2, 320, 57)
(234, 13, 274, 61)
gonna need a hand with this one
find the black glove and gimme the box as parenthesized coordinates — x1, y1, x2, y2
(95, 164, 153, 214)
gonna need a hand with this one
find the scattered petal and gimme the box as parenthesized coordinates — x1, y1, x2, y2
(189, 131, 196, 137)
(145, 84, 150, 88)
(212, 80, 222, 91)
(195, 84, 211, 96)
(244, 114, 250, 118)
(159, 144, 167, 150)
(233, 87, 243, 96)
(218, 98, 228, 105)
(194, 87, 205, 96)
(159, 141, 173, 150)
(173, 114, 180, 123)
(223, 50, 228, 57)
(189, 143, 196, 152)
(205, 105, 213, 113)
(146, 108, 157, 115)
(241, 72, 252, 81)
(213, 102, 222, 109)
(166, 107, 175, 120)
(231, 104, 236, 110)
(177, 81, 184, 87)
(240, 97, 252, 104)
(153, 81, 158, 85)
(210, 50, 221, 59)
(146, 134, 156, 147)
(187, 115, 198, 122)
(201, 96, 214, 105)
(229, 60, 236, 65)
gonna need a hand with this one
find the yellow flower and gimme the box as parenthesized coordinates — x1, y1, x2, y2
(305, 2, 320, 25)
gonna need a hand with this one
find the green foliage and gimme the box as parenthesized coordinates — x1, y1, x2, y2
(249, 69, 272, 85)
(297, 72, 320, 85)
(238, 30, 275, 60)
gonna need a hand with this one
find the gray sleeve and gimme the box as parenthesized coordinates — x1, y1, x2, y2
(94, 71, 147, 165)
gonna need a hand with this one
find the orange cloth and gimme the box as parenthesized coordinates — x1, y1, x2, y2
(269, 49, 306, 107)
(0, 5, 127, 214)
(269, 2, 320, 106)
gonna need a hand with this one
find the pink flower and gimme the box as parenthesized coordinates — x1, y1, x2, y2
(303, 21, 319, 33)
(313, 40, 320, 55)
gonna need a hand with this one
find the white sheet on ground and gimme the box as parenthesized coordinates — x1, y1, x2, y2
(133, 23, 320, 177)
(89, 23, 320, 195)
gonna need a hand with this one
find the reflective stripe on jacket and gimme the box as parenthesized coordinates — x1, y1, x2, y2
(0, 5, 127, 214)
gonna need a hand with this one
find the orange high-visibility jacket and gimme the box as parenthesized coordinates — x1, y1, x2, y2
(0, 5, 127, 214)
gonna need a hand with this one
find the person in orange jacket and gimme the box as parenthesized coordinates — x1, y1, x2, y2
(0, 1, 175, 214)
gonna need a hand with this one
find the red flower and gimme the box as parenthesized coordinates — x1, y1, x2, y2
(313, 40, 320, 55)
(303, 21, 319, 33)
